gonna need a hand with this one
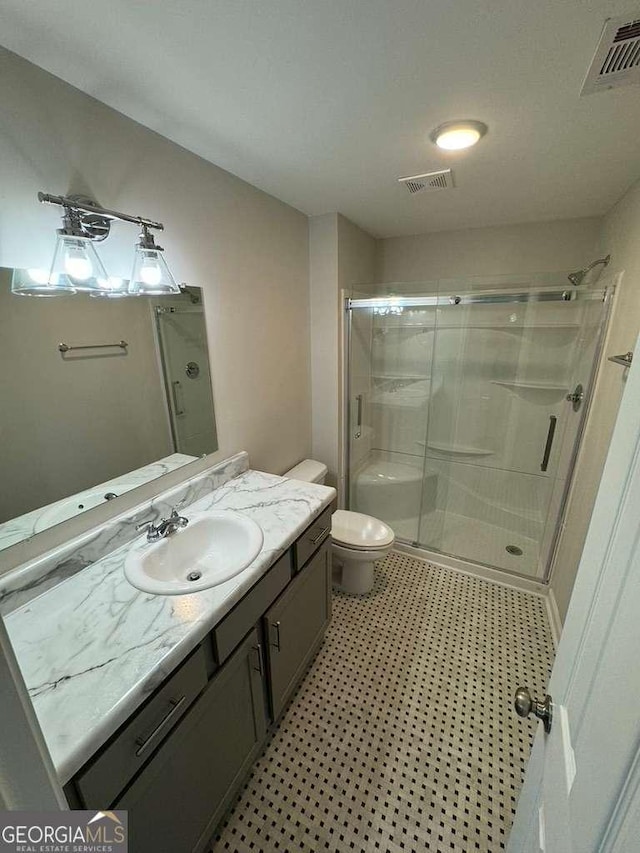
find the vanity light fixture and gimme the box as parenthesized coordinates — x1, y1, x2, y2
(128, 226, 179, 295)
(13, 192, 180, 297)
(48, 203, 109, 294)
(430, 120, 488, 151)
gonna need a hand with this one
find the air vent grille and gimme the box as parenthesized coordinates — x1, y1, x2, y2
(398, 169, 454, 194)
(581, 14, 640, 95)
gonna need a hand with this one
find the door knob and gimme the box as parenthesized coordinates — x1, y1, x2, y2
(514, 687, 553, 734)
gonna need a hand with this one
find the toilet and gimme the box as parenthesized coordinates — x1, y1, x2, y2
(284, 459, 395, 595)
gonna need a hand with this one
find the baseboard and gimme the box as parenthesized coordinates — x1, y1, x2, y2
(393, 542, 547, 596)
(544, 586, 563, 649)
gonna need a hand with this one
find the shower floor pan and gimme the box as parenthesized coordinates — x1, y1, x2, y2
(398, 511, 541, 577)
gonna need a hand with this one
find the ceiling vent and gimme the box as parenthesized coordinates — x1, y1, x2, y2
(398, 169, 454, 194)
(581, 14, 640, 95)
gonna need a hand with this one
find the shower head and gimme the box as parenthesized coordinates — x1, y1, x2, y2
(568, 255, 611, 286)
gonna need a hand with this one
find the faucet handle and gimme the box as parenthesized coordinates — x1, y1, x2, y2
(169, 507, 189, 528)
(135, 517, 162, 541)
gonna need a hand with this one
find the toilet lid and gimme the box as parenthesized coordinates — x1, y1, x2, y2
(331, 510, 395, 550)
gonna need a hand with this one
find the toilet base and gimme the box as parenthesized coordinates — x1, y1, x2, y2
(337, 557, 376, 595)
(332, 540, 394, 595)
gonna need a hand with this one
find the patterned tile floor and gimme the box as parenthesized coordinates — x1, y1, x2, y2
(212, 551, 554, 852)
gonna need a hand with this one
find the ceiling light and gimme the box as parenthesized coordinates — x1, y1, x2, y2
(128, 227, 180, 295)
(430, 120, 488, 151)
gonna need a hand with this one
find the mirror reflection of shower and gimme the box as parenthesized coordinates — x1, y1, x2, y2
(154, 298, 218, 457)
(567, 254, 610, 286)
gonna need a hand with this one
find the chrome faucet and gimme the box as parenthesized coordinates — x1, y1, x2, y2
(136, 508, 189, 542)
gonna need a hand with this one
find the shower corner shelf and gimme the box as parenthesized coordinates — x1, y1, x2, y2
(491, 380, 568, 395)
(423, 441, 494, 457)
(371, 373, 431, 380)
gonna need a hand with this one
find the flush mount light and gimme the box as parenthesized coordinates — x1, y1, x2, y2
(430, 120, 488, 151)
(13, 192, 180, 297)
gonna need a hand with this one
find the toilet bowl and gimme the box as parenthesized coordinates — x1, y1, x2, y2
(284, 460, 395, 595)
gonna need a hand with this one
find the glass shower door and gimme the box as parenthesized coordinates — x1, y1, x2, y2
(417, 286, 611, 579)
(347, 297, 436, 542)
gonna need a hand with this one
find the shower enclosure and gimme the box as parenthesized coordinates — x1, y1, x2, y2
(345, 276, 613, 580)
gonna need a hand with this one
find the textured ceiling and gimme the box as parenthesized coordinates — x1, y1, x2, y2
(2, 0, 640, 236)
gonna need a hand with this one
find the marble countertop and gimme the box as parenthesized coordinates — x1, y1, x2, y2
(5, 469, 336, 785)
(0, 453, 197, 552)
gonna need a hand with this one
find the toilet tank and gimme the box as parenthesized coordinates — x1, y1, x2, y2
(284, 459, 328, 484)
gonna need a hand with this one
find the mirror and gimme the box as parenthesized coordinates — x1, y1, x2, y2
(0, 268, 218, 550)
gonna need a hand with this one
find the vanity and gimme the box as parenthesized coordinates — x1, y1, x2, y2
(4, 455, 336, 853)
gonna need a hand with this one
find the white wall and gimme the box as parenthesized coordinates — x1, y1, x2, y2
(336, 215, 377, 499)
(551, 178, 640, 622)
(309, 214, 339, 486)
(376, 218, 602, 282)
(309, 213, 376, 494)
(0, 47, 311, 482)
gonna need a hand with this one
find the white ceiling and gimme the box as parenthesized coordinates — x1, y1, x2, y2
(2, 0, 640, 237)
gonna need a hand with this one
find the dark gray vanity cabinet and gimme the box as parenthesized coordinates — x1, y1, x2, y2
(265, 537, 332, 719)
(115, 628, 266, 853)
(65, 501, 336, 852)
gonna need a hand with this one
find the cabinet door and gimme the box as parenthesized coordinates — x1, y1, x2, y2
(116, 629, 267, 853)
(265, 539, 331, 720)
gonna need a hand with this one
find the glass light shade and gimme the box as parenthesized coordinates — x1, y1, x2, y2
(49, 234, 109, 292)
(89, 277, 130, 298)
(128, 245, 180, 295)
(430, 120, 488, 151)
(11, 267, 75, 297)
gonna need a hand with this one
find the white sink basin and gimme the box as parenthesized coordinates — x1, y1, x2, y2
(124, 510, 264, 595)
(34, 485, 139, 532)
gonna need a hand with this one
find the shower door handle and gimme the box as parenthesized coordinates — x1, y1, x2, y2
(355, 394, 363, 439)
(171, 380, 185, 416)
(540, 415, 557, 472)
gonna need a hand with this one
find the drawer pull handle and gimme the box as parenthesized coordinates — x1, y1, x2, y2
(252, 643, 264, 676)
(310, 526, 330, 546)
(271, 621, 281, 651)
(134, 695, 187, 757)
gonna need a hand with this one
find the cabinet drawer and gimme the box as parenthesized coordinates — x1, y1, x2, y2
(211, 551, 291, 665)
(293, 504, 333, 571)
(76, 645, 208, 808)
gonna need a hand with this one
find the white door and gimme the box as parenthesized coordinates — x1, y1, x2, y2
(508, 333, 640, 852)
